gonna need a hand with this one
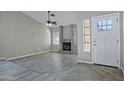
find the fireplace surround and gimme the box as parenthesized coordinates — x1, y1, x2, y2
(59, 24, 77, 53)
(51, 24, 77, 53)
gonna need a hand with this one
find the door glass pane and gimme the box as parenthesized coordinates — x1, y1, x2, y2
(103, 26, 107, 30)
(98, 26, 102, 30)
(97, 20, 113, 31)
(98, 21, 102, 27)
(107, 20, 112, 25)
(103, 20, 107, 26)
(107, 20, 112, 30)
(107, 25, 112, 30)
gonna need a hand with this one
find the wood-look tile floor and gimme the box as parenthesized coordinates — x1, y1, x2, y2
(0, 52, 124, 81)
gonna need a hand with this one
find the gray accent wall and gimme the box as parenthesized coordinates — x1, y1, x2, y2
(0, 11, 51, 59)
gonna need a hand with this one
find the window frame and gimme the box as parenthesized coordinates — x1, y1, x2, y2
(97, 20, 113, 31)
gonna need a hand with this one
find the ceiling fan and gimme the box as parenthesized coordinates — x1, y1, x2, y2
(47, 11, 57, 26)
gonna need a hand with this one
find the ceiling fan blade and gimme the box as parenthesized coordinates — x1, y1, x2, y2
(46, 11, 57, 26)
(51, 14, 55, 17)
(51, 21, 57, 25)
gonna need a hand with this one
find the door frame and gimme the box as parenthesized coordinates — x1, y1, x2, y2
(91, 13, 120, 68)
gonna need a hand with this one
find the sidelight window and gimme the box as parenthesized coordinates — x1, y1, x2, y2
(83, 19, 91, 52)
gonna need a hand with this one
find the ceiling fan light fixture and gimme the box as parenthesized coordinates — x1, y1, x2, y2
(46, 20, 51, 26)
(51, 21, 57, 25)
(46, 11, 57, 27)
(51, 14, 55, 17)
(47, 23, 52, 26)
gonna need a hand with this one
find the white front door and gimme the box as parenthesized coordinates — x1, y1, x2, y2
(92, 13, 120, 67)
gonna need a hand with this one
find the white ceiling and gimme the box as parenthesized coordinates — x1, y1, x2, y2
(22, 11, 79, 27)
(22, 11, 117, 28)
(22, 11, 47, 24)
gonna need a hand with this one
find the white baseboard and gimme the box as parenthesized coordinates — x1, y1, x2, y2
(7, 50, 50, 61)
(0, 57, 6, 61)
(50, 50, 59, 52)
(77, 60, 93, 64)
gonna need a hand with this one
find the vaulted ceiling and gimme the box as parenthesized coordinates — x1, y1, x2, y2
(22, 11, 79, 27)
(22, 11, 48, 24)
(22, 11, 118, 28)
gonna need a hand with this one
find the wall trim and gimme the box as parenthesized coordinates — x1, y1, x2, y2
(77, 60, 93, 64)
(7, 50, 51, 61)
(50, 50, 59, 52)
(0, 57, 6, 61)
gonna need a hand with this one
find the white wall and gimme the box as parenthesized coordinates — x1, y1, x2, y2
(0, 11, 51, 59)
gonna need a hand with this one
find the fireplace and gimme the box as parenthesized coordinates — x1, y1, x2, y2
(63, 42, 71, 51)
(59, 24, 77, 53)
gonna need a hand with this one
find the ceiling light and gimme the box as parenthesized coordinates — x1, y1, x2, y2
(46, 11, 57, 27)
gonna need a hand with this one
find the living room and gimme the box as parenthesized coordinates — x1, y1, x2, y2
(0, 11, 124, 81)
